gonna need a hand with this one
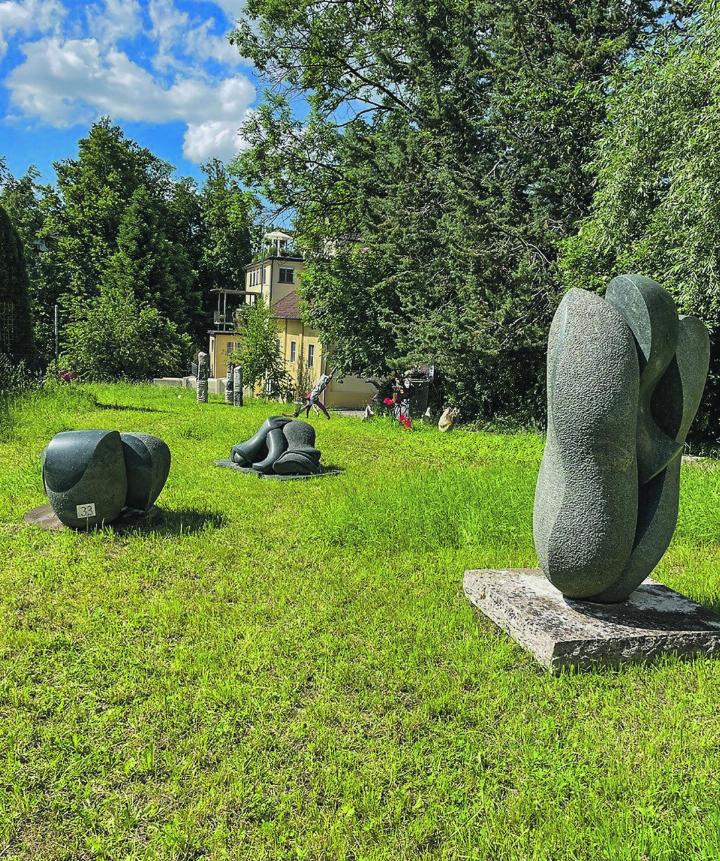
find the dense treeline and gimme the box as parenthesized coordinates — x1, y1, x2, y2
(0, 119, 256, 380)
(232, 0, 707, 425)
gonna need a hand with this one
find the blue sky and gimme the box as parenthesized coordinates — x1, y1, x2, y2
(0, 0, 261, 183)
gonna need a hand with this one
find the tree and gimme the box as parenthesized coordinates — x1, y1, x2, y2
(0, 203, 35, 367)
(560, 0, 720, 435)
(230, 297, 289, 394)
(101, 186, 200, 333)
(62, 284, 192, 381)
(200, 159, 257, 293)
(232, 0, 682, 419)
(0, 167, 61, 366)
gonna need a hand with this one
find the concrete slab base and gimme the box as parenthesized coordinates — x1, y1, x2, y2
(464, 568, 720, 672)
(214, 460, 342, 480)
(25, 504, 162, 533)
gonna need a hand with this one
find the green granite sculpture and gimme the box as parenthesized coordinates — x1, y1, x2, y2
(231, 416, 323, 475)
(42, 430, 170, 529)
(534, 274, 709, 602)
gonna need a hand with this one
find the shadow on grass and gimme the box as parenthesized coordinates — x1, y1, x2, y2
(95, 402, 168, 414)
(116, 508, 227, 535)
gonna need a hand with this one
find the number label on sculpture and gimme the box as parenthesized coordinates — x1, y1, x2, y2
(76, 503, 96, 519)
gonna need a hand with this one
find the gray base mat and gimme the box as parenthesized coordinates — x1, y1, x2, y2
(25, 504, 162, 532)
(464, 568, 720, 672)
(214, 460, 342, 480)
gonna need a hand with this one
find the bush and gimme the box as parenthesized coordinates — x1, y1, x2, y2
(62, 285, 193, 381)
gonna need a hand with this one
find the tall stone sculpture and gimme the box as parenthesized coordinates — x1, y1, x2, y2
(233, 366, 243, 407)
(225, 364, 234, 404)
(197, 352, 209, 403)
(534, 275, 709, 602)
(42, 430, 170, 529)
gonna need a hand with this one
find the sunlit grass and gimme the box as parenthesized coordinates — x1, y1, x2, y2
(0, 383, 719, 860)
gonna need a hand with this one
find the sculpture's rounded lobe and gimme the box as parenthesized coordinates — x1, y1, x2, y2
(120, 432, 171, 511)
(605, 274, 681, 485)
(534, 289, 640, 598)
(231, 416, 292, 466)
(274, 421, 322, 475)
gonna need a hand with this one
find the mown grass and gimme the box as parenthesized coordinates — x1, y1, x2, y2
(1, 383, 720, 860)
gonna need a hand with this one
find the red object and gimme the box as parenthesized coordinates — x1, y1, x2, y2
(383, 397, 394, 406)
(404, 419, 412, 429)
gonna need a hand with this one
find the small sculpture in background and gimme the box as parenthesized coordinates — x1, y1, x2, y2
(294, 368, 336, 419)
(42, 430, 171, 529)
(438, 407, 460, 432)
(230, 416, 323, 475)
(534, 274, 709, 603)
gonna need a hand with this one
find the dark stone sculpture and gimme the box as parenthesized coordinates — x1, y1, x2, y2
(230, 416, 323, 476)
(120, 432, 171, 512)
(42, 429, 171, 529)
(534, 275, 709, 603)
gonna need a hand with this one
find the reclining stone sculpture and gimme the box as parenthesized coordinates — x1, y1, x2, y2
(231, 416, 323, 476)
(42, 429, 171, 529)
(533, 274, 709, 603)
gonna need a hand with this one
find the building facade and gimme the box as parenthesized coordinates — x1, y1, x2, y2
(208, 232, 376, 409)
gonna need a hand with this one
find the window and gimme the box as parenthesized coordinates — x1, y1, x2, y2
(290, 341, 297, 363)
(226, 341, 237, 355)
(307, 344, 315, 368)
(278, 267, 294, 284)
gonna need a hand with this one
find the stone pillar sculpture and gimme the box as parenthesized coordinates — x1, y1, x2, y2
(197, 352, 209, 403)
(233, 366, 243, 407)
(225, 364, 234, 404)
(533, 275, 709, 603)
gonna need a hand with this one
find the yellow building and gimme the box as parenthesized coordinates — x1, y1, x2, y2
(208, 233, 376, 409)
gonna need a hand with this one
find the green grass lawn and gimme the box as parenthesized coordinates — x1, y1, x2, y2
(1, 383, 720, 860)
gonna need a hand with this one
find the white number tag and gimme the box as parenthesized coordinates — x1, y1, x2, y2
(76, 503, 96, 519)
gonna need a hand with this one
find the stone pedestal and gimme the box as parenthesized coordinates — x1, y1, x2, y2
(464, 568, 720, 672)
(214, 460, 341, 480)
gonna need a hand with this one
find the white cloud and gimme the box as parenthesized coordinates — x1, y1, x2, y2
(7, 37, 256, 161)
(212, 0, 245, 22)
(148, 0, 187, 69)
(1, 0, 256, 163)
(86, 0, 142, 46)
(183, 117, 250, 162)
(185, 19, 241, 66)
(0, 0, 65, 58)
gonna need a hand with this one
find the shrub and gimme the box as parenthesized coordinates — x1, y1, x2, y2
(62, 285, 192, 381)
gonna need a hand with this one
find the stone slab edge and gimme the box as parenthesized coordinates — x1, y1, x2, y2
(464, 568, 720, 672)
(214, 460, 342, 480)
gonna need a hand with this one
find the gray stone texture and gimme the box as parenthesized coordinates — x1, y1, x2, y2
(464, 568, 720, 672)
(197, 352, 209, 403)
(274, 420, 322, 475)
(225, 364, 234, 404)
(534, 276, 709, 603)
(42, 430, 127, 529)
(229, 417, 324, 476)
(233, 366, 243, 407)
(533, 288, 640, 599)
(605, 275, 681, 485)
(120, 432, 171, 512)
